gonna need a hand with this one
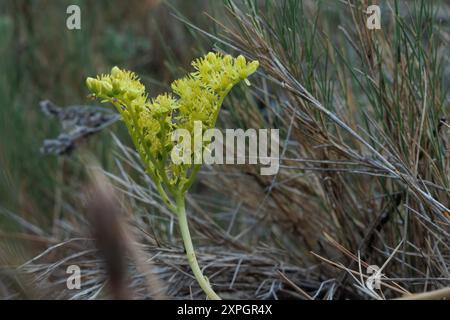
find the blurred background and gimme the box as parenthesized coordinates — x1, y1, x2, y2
(0, 0, 449, 299)
(0, 0, 217, 227)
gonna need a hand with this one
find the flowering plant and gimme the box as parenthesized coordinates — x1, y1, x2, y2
(87, 52, 259, 299)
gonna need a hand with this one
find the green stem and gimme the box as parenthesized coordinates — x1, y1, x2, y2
(155, 182, 176, 212)
(175, 193, 221, 300)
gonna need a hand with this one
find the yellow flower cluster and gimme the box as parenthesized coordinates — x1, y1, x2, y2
(173, 53, 259, 132)
(86, 52, 259, 189)
(87, 52, 258, 300)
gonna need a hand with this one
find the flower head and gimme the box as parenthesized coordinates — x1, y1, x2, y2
(87, 52, 259, 189)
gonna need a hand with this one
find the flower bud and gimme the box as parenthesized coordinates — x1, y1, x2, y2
(86, 77, 101, 94)
(111, 66, 122, 78)
(125, 89, 140, 101)
(101, 81, 114, 96)
(112, 79, 122, 95)
(236, 55, 246, 68)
